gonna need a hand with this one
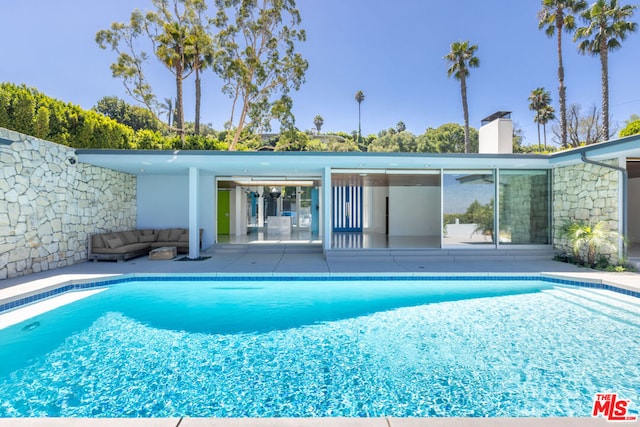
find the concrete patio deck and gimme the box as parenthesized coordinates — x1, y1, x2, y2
(2, 244, 639, 292)
(1, 246, 639, 427)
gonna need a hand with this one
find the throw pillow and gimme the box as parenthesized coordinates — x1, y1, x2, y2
(106, 237, 124, 249)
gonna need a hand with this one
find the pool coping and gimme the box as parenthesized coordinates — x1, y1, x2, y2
(0, 416, 619, 426)
(1, 271, 639, 316)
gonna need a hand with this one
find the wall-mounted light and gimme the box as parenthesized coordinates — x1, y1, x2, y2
(269, 186, 281, 199)
(68, 157, 76, 165)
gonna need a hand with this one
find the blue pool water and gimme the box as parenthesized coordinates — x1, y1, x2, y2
(0, 277, 639, 417)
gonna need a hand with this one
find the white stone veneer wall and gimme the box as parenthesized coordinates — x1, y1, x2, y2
(0, 128, 136, 279)
(552, 160, 621, 263)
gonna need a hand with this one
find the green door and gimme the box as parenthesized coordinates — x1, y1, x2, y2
(217, 190, 230, 235)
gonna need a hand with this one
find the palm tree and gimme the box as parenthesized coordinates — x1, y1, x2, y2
(575, 0, 638, 140)
(538, 0, 588, 149)
(444, 41, 479, 154)
(528, 87, 552, 146)
(563, 220, 622, 265)
(187, 6, 215, 136)
(537, 104, 556, 149)
(355, 90, 365, 143)
(313, 115, 324, 135)
(160, 97, 175, 127)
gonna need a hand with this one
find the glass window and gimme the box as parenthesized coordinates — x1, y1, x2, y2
(498, 170, 549, 245)
(443, 171, 495, 247)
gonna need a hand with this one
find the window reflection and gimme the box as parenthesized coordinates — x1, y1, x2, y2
(443, 171, 495, 246)
(499, 170, 549, 244)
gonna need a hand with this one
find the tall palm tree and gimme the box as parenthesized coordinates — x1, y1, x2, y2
(355, 90, 365, 143)
(538, 0, 588, 149)
(160, 97, 175, 128)
(528, 87, 552, 146)
(187, 5, 215, 136)
(575, 0, 638, 140)
(313, 114, 324, 135)
(537, 104, 556, 149)
(444, 41, 479, 154)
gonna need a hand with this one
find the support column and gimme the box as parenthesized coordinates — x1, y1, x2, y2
(189, 167, 200, 259)
(235, 186, 243, 236)
(257, 190, 265, 228)
(322, 166, 332, 252)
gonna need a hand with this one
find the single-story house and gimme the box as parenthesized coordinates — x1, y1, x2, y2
(1, 112, 639, 279)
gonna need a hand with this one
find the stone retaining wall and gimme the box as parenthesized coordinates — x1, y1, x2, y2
(553, 160, 621, 263)
(0, 128, 136, 279)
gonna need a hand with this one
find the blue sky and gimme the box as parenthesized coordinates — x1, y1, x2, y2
(1, 0, 639, 145)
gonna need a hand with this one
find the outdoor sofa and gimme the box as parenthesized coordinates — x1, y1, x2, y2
(88, 228, 203, 262)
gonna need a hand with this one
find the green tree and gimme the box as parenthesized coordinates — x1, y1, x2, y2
(538, 0, 588, 148)
(94, 96, 161, 131)
(33, 105, 50, 139)
(354, 90, 365, 144)
(575, 0, 638, 140)
(96, 0, 208, 145)
(444, 41, 479, 154)
(396, 120, 406, 133)
(313, 115, 324, 135)
(213, 0, 308, 151)
(620, 114, 640, 136)
(418, 123, 479, 153)
(367, 131, 416, 152)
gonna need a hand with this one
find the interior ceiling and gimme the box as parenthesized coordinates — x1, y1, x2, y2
(628, 160, 640, 179)
(332, 173, 440, 187)
(217, 174, 440, 188)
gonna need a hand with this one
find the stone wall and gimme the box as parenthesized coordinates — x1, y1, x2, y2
(553, 160, 620, 263)
(500, 173, 549, 244)
(0, 128, 136, 279)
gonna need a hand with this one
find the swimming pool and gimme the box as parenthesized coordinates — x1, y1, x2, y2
(0, 276, 639, 417)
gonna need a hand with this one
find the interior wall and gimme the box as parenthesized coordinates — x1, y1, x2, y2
(629, 177, 640, 242)
(137, 174, 215, 248)
(229, 188, 248, 236)
(363, 185, 388, 233)
(389, 186, 440, 236)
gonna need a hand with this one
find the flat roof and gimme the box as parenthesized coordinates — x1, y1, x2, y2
(71, 133, 640, 177)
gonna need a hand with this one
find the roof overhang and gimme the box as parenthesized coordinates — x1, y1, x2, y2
(75, 134, 640, 177)
(76, 150, 552, 177)
(549, 134, 640, 166)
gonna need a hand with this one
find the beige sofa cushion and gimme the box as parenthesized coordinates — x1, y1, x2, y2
(140, 234, 158, 243)
(105, 237, 125, 249)
(91, 234, 106, 249)
(179, 234, 189, 242)
(122, 231, 139, 244)
(93, 242, 150, 254)
(168, 228, 184, 241)
(157, 229, 171, 241)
